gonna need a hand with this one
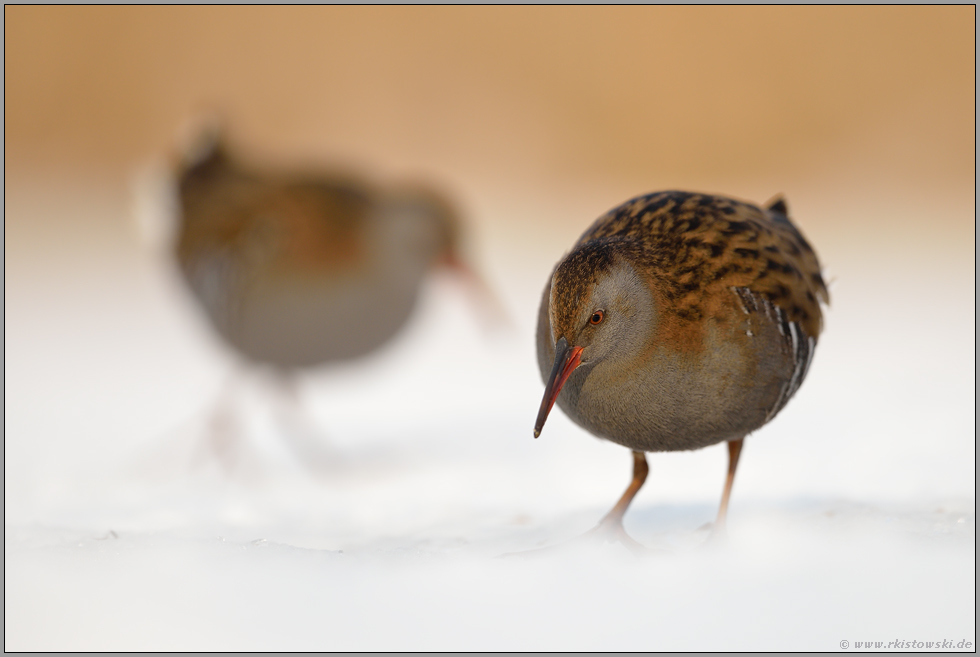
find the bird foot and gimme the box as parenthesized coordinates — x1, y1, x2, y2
(275, 414, 344, 477)
(584, 515, 651, 556)
(497, 518, 653, 559)
(696, 520, 729, 548)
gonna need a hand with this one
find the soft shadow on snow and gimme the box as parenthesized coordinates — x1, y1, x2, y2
(6, 492, 975, 651)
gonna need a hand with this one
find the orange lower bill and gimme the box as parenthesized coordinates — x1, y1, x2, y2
(533, 337, 584, 438)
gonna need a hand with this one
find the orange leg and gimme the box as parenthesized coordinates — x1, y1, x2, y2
(601, 450, 649, 524)
(715, 438, 744, 530)
(588, 451, 650, 553)
(504, 451, 651, 558)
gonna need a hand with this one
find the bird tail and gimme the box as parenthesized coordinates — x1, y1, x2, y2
(765, 195, 789, 216)
(130, 158, 180, 251)
(764, 194, 830, 307)
(129, 113, 227, 252)
(174, 112, 226, 173)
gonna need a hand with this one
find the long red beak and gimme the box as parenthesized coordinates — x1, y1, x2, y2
(534, 337, 584, 438)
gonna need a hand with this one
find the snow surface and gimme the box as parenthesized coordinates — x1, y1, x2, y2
(5, 177, 976, 650)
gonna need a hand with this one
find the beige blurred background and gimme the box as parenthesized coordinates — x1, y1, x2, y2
(6, 5, 974, 196)
(4, 5, 976, 501)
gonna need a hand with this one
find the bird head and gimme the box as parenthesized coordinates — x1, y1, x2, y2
(534, 239, 656, 437)
(377, 182, 461, 267)
(380, 182, 512, 331)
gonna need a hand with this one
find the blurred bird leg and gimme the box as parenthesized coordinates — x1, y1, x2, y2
(442, 252, 514, 333)
(266, 370, 339, 476)
(194, 372, 246, 473)
(713, 438, 745, 535)
(585, 450, 650, 554)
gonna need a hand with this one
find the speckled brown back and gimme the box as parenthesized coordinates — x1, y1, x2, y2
(176, 144, 373, 281)
(562, 191, 828, 341)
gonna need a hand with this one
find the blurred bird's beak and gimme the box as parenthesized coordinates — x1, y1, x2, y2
(442, 252, 513, 332)
(534, 337, 584, 438)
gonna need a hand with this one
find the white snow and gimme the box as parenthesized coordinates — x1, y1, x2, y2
(4, 176, 975, 651)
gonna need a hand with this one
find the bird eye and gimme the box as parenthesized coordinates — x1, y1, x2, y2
(589, 310, 605, 325)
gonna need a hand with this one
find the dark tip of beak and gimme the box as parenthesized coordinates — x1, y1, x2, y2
(533, 337, 583, 439)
